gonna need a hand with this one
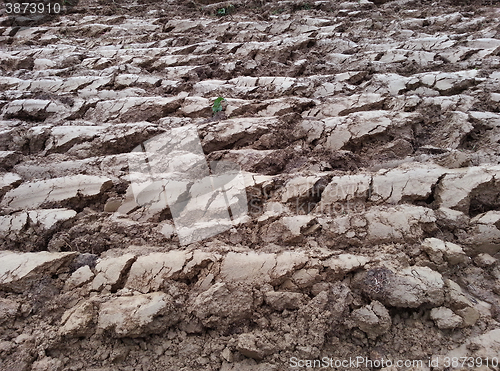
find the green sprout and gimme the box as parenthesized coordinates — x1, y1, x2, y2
(212, 97, 226, 114)
(217, 4, 234, 16)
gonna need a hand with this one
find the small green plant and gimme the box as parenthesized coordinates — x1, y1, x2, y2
(212, 97, 226, 114)
(217, 4, 234, 16)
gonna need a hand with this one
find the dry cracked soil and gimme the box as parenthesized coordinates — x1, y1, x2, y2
(1, 0, 500, 370)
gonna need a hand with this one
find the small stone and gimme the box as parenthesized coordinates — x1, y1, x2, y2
(474, 253, 497, 267)
(430, 307, 463, 329)
(421, 238, 467, 265)
(221, 347, 234, 362)
(456, 307, 480, 327)
(349, 301, 391, 339)
(446, 279, 473, 310)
